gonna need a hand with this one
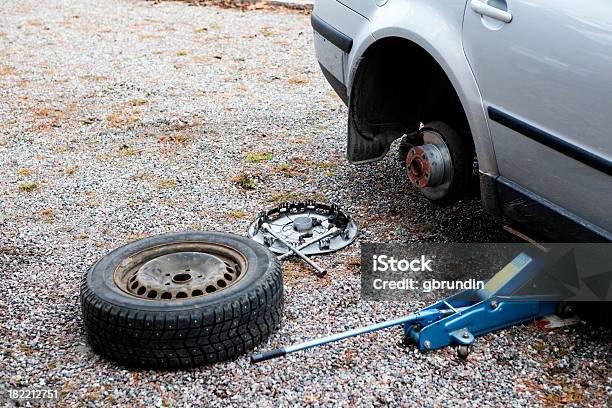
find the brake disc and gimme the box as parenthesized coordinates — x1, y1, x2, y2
(248, 201, 358, 256)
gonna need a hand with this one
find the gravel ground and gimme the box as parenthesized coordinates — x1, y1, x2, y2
(1, 0, 610, 406)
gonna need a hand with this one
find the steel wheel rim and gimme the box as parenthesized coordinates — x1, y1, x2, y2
(113, 241, 248, 301)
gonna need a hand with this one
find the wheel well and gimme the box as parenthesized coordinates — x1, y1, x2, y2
(350, 37, 473, 152)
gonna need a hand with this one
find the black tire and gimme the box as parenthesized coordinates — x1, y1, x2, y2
(556, 301, 576, 318)
(80, 232, 283, 369)
(418, 121, 472, 206)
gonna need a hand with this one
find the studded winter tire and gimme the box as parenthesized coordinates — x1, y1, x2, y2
(80, 232, 283, 368)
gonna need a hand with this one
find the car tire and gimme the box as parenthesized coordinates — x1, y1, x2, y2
(80, 231, 283, 369)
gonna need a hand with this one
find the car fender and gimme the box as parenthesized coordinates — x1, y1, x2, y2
(348, 0, 498, 175)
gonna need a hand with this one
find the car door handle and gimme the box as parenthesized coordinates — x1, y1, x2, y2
(470, 0, 513, 23)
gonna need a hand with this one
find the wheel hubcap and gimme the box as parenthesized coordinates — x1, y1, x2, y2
(114, 242, 247, 300)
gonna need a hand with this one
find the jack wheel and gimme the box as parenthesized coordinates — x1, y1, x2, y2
(399, 337, 412, 348)
(556, 301, 576, 318)
(456, 345, 471, 360)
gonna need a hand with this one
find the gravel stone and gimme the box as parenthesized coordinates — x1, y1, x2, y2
(1, 0, 610, 406)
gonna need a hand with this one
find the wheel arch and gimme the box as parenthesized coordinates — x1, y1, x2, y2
(346, 14, 498, 176)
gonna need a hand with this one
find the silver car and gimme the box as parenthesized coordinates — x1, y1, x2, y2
(312, 0, 612, 241)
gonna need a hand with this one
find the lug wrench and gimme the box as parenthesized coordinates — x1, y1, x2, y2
(261, 223, 327, 276)
(277, 227, 339, 261)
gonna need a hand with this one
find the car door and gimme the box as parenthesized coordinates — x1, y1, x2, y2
(462, 0, 612, 233)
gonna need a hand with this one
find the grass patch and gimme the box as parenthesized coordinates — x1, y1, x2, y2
(19, 181, 38, 192)
(18, 168, 32, 176)
(19, 342, 34, 356)
(128, 98, 148, 107)
(131, 172, 153, 181)
(233, 173, 256, 190)
(246, 151, 273, 163)
(118, 144, 139, 157)
(274, 162, 303, 177)
(260, 27, 277, 37)
(0, 65, 18, 76)
(292, 157, 334, 169)
(266, 192, 297, 204)
(105, 111, 140, 126)
(158, 132, 191, 144)
(40, 209, 54, 219)
(64, 166, 77, 176)
(156, 179, 177, 189)
(346, 256, 361, 268)
(274, 159, 334, 177)
(532, 341, 546, 353)
(541, 386, 585, 406)
(288, 77, 308, 85)
(228, 210, 248, 219)
(176, 51, 188, 56)
(34, 108, 55, 117)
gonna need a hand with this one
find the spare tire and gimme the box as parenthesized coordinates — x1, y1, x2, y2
(80, 232, 283, 368)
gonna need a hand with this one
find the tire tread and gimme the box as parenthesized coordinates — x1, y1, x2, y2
(80, 256, 283, 369)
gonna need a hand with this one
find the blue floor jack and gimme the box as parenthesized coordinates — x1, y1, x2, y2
(251, 251, 561, 363)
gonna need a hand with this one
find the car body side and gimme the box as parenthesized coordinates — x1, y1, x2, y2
(312, 0, 611, 241)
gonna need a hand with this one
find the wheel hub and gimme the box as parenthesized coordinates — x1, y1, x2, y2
(406, 144, 446, 188)
(114, 242, 246, 300)
(405, 127, 454, 190)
